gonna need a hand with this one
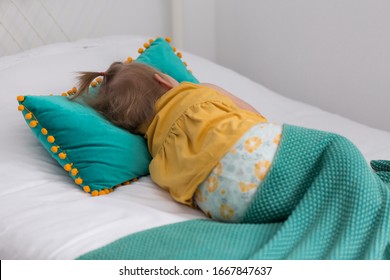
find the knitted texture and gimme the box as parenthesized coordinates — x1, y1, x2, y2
(78, 125, 390, 260)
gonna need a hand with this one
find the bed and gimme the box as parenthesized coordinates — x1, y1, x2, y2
(1, 35, 389, 260)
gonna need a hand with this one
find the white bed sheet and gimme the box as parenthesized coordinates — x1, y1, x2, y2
(1, 35, 390, 260)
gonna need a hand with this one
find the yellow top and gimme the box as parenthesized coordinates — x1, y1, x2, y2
(144, 82, 267, 206)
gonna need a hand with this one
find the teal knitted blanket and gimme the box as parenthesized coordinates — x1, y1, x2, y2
(78, 125, 390, 260)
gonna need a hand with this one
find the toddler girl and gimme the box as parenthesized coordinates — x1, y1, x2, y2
(73, 61, 281, 222)
(72, 61, 390, 259)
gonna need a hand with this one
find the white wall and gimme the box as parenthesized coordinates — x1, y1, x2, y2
(214, 0, 390, 132)
(171, 0, 216, 62)
(2, 0, 389, 132)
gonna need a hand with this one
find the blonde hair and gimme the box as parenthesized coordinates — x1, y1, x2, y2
(71, 62, 167, 134)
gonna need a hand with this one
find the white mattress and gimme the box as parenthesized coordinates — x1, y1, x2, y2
(1, 35, 390, 260)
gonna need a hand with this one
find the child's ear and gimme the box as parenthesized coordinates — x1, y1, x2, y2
(154, 74, 174, 90)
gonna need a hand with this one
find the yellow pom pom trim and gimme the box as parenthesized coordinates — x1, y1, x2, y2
(91, 190, 99, 196)
(64, 163, 73, 172)
(75, 177, 83, 185)
(47, 135, 55, 143)
(29, 120, 38, 128)
(59, 152, 67, 159)
(125, 57, 133, 64)
(15, 36, 195, 198)
(51, 146, 59, 153)
(71, 168, 78, 176)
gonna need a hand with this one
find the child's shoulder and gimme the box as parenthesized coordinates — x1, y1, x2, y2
(169, 82, 213, 96)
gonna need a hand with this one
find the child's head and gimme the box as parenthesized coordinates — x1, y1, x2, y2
(72, 62, 178, 134)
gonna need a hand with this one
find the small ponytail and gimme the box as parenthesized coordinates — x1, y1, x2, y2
(70, 71, 102, 100)
(71, 62, 124, 100)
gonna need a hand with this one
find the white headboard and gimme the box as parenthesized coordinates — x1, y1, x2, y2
(1, 0, 68, 56)
(0, 0, 173, 57)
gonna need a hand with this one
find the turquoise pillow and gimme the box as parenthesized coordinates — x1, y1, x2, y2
(17, 94, 151, 196)
(17, 37, 198, 196)
(136, 37, 199, 84)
